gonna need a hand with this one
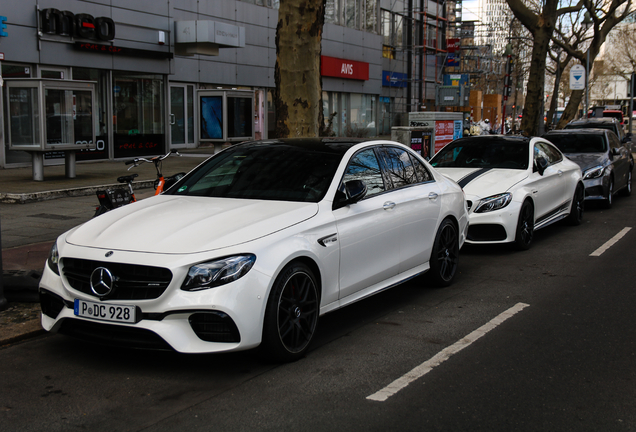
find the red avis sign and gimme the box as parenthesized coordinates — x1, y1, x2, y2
(321, 56, 369, 81)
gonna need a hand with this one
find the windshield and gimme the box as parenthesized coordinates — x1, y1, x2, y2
(167, 142, 344, 202)
(546, 134, 607, 153)
(430, 139, 529, 170)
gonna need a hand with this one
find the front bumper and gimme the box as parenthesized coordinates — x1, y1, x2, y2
(464, 199, 522, 244)
(39, 245, 271, 354)
(582, 176, 608, 201)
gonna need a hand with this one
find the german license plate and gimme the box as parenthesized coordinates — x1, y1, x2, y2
(74, 299, 136, 323)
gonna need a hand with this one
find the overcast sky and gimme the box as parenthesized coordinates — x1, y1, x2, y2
(462, 0, 481, 22)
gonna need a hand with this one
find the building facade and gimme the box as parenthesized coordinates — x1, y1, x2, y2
(0, 0, 448, 168)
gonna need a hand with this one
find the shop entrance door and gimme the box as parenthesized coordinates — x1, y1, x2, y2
(169, 84, 196, 149)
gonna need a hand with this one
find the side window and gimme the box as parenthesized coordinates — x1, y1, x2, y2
(534, 144, 550, 166)
(412, 154, 433, 182)
(543, 143, 563, 164)
(380, 146, 419, 189)
(535, 142, 561, 165)
(342, 148, 386, 198)
(608, 132, 620, 150)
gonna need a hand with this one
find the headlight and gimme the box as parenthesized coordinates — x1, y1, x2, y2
(47, 242, 60, 275)
(583, 165, 605, 179)
(181, 254, 256, 291)
(474, 193, 513, 213)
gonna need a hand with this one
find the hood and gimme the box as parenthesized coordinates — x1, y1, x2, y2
(66, 195, 318, 254)
(565, 153, 607, 173)
(434, 167, 528, 198)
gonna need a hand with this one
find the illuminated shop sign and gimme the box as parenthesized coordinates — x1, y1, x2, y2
(39, 8, 115, 41)
(321, 56, 369, 81)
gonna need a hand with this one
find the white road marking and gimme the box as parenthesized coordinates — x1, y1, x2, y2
(367, 302, 530, 402)
(590, 227, 632, 256)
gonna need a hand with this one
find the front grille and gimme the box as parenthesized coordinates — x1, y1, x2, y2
(189, 312, 241, 343)
(467, 224, 507, 242)
(40, 289, 69, 319)
(58, 318, 174, 351)
(61, 258, 173, 300)
(466, 200, 473, 211)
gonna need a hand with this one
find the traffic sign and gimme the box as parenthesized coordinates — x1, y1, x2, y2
(570, 64, 585, 90)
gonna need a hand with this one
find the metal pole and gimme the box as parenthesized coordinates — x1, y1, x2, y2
(629, 72, 634, 136)
(584, 50, 589, 118)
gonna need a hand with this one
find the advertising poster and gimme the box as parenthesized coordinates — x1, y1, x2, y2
(435, 120, 455, 153)
(200, 96, 223, 140)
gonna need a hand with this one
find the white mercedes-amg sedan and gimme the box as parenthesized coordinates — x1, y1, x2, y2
(430, 135, 584, 250)
(40, 139, 468, 362)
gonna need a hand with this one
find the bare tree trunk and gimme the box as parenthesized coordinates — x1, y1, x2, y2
(274, 0, 326, 138)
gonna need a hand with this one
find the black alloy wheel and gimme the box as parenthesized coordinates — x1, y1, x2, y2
(604, 178, 614, 209)
(514, 200, 534, 250)
(426, 219, 459, 287)
(566, 184, 584, 226)
(262, 262, 319, 362)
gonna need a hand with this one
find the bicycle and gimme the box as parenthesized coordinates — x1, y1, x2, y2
(94, 149, 185, 217)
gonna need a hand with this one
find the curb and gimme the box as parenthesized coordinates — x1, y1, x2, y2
(0, 319, 46, 347)
(0, 180, 156, 204)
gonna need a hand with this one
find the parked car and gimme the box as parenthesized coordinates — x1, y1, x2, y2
(429, 135, 584, 250)
(40, 138, 469, 362)
(543, 128, 633, 208)
(565, 117, 633, 152)
(588, 109, 624, 126)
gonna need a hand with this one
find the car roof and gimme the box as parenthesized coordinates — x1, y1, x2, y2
(451, 135, 531, 145)
(567, 117, 619, 125)
(544, 128, 607, 136)
(234, 137, 384, 156)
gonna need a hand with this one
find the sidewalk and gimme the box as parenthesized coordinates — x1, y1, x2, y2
(0, 148, 216, 346)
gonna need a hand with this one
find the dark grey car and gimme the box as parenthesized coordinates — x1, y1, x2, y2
(543, 128, 633, 208)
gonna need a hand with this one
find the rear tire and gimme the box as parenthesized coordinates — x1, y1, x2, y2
(261, 262, 319, 362)
(426, 219, 459, 287)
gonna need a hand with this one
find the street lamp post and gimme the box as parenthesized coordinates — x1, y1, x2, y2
(582, 12, 593, 118)
(501, 44, 513, 134)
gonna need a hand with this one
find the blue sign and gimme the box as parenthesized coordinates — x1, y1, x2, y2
(0, 16, 7, 37)
(446, 53, 459, 67)
(382, 70, 408, 88)
(443, 74, 469, 87)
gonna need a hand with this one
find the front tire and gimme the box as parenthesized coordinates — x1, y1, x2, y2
(261, 262, 319, 362)
(426, 219, 459, 287)
(603, 178, 614, 209)
(620, 170, 632, 197)
(514, 200, 534, 250)
(566, 184, 584, 226)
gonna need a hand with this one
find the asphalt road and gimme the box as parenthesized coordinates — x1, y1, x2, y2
(1, 193, 635, 431)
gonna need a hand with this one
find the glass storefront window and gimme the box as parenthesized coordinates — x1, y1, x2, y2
(3, 64, 33, 164)
(112, 72, 165, 158)
(227, 96, 253, 139)
(73, 68, 109, 160)
(8, 87, 40, 147)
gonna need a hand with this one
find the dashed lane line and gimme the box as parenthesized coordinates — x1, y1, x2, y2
(367, 302, 530, 402)
(590, 227, 632, 257)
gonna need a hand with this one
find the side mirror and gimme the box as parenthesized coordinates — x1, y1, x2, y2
(535, 156, 549, 175)
(333, 180, 367, 210)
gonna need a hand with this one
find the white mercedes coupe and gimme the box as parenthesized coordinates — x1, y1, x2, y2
(40, 139, 468, 362)
(429, 135, 584, 250)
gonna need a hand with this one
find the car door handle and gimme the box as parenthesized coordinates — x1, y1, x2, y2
(428, 192, 439, 200)
(383, 201, 396, 210)
(558, 170, 563, 176)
